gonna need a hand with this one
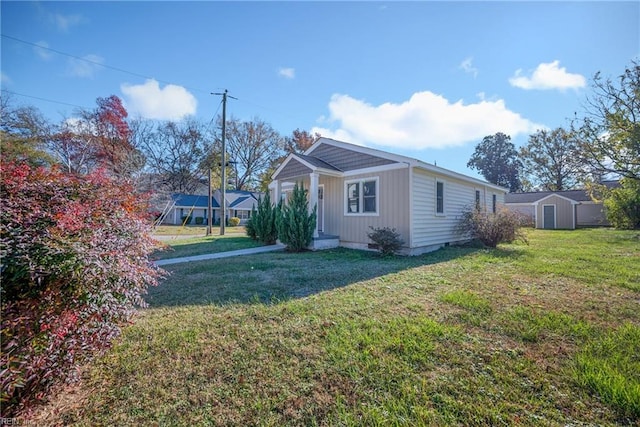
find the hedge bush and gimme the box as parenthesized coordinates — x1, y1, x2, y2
(367, 226, 404, 256)
(0, 162, 164, 416)
(456, 206, 527, 248)
(229, 217, 241, 227)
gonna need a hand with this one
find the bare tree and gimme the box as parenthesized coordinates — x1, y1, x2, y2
(220, 117, 284, 191)
(136, 118, 210, 194)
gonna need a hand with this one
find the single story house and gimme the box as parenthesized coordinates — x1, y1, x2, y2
(161, 190, 261, 225)
(270, 137, 508, 254)
(504, 186, 615, 229)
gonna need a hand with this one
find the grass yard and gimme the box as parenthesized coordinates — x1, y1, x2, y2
(28, 229, 640, 426)
(151, 227, 262, 261)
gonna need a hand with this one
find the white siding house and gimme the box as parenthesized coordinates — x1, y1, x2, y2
(270, 138, 507, 254)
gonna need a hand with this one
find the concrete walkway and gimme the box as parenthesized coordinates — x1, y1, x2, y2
(155, 243, 286, 266)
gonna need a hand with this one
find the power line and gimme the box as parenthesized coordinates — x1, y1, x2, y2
(1, 33, 211, 95)
(1, 88, 88, 110)
(2, 34, 307, 130)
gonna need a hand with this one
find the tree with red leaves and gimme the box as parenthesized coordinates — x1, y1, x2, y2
(49, 95, 145, 180)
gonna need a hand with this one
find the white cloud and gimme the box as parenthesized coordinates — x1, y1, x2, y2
(120, 79, 197, 120)
(459, 57, 478, 78)
(34, 41, 53, 60)
(67, 54, 104, 78)
(52, 13, 84, 32)
(509, 60, 586, 90)
(278, 67, 296, 79)
(311, 91, 542, 149)
(1, 72, 12, 85)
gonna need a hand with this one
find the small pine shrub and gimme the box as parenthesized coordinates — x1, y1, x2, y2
(181, 215, 192, 225)
(245, 206, 257, 240)
(195, 216, 204, 225)
(250, 192, 278, 245)
(456, 206, 527, 248)
(277, 182, 317, 252)
(367, 226, 404, 256)
(229, 217, 241, 227)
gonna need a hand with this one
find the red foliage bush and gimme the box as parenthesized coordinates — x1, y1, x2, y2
(0, 162, 164, 416)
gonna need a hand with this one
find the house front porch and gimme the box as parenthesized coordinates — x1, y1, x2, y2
(310, 232, 340, 251)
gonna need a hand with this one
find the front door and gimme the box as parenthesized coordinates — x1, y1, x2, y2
(318, 186, 324, 233)
(543, 205, 555, 229)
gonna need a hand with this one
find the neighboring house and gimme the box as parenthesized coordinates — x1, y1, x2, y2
(504, 184, 617, 229)
(162, 190, 262, 225)
(270, 137, 508, 254)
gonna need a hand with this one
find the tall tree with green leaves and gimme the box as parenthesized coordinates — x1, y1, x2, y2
(575, 60, 640, 229)
(576, 60, 640, 181)
(467, 132, 523, 192)
(0, 96, 54, 167)
(520, 127, 583, 191)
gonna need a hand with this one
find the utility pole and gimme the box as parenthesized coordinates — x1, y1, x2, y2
(206, 168, 213, 236)
(212, 89, 236, 236)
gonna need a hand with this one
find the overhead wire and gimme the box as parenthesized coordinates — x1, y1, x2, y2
(1, 34, 212, 95)
(2, 34, 306, 131)
(1, 88, 88, 110)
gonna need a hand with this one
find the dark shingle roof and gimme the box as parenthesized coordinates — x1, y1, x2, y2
(295, 154, 342, 171)
(505, 190, 591, 203)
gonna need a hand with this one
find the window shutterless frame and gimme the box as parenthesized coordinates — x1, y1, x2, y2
(344, 177, 379, 216)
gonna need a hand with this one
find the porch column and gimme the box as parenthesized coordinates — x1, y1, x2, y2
(272, 179, 280, 205)
(309, 173, 319, 238)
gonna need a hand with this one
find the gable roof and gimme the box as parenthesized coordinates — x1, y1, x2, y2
(533, 193, 580, 205)
(273, 137, 508, 193)
(505, 181, 620, 204)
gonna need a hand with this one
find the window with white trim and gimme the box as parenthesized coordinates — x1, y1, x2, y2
(345, 178, 378, 215)
(436, 181, 445, 215)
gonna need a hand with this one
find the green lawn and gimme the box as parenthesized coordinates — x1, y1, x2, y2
(29, 228, 640, 426)
(151, 227, 262, 260)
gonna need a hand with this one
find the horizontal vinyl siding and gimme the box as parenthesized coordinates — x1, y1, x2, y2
(412, 169, 504, 248)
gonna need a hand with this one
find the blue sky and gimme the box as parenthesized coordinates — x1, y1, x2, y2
(2, 1, 638, 179)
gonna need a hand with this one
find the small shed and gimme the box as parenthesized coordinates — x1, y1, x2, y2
(533, 194, 579, 229)
(504, 184, 618, 229)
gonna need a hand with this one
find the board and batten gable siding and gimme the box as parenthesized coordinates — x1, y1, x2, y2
(319, 168, 410, 246)
(310, 143, 396, 171)
(411, 168, 505, 249)
(535, 195, 575, 229)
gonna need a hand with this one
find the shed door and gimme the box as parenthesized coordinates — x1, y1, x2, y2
(543, 205, 555, 229)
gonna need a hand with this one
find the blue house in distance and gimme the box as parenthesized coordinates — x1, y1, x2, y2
(161, 190, 262, 225)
